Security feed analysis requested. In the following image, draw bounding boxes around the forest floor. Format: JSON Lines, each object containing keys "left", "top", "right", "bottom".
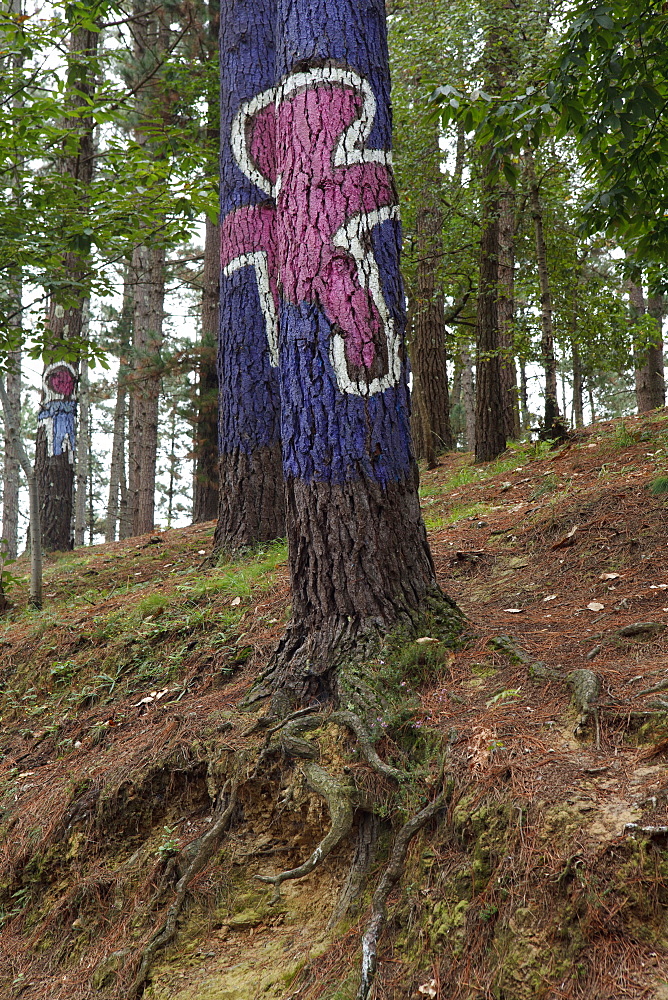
{"left": 2, "top": 410, "right": 668, "bottom": 1000}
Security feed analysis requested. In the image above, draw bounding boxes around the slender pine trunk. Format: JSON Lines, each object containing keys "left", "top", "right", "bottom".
{"left": 460, "top": 349, "right": 476, "bottom": 452}
{"left": 498, "top": 187, "right": 519, "bottom": 438}
{"left": 525, "top": 150, "right": 559, "bottom": 432}
{"left": 475, "top": 155, "right": 506, "bottom": 463}
{"left": 74, "top": 351, "right": 90, "bottom": 547}
{"left": 193, "top": 218, "right": 220, "bottom": 522}
{"left": 106, "top": 270, "right": 132, "bottom": 542}
{"left": 410, "top": 203, "right": 454, "bottom": 462}
{"left": 571, "top": 340, "right": 584, "bottom": 429}
{"left": 519, "top": 359, "right": 530, "bottom": 431}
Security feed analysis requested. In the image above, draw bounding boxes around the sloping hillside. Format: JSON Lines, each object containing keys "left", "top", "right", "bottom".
{"left": 2, "top": 410, "right": 668, "bottom": 1000}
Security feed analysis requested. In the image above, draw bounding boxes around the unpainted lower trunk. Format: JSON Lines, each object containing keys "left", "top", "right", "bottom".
{"left": 193, "top": 217, "right": 220, "bottom": 523}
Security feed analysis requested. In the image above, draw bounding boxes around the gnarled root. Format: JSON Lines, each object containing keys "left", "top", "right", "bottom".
{"left": 130, "top": 781, "right": 238, "bottom": 998}
{"left": 330, "top": 710, "right": 407, "bottom": 782}
{"left": 255, "top": 761, "right": 355, "bottom": 903}
{"left": 356, "top": 785, "right": 451, "bottom": 1000}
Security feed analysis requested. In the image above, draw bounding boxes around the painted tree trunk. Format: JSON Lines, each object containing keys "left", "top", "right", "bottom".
{"left": 261, "top": 0, "right": 459, "bottom": 704}
{"left": 475, "top": 156, "right": 506, "bottom": 463}
{"left": 498, "top": 188, "right": 520, "bottom": 439}
{"left": 35, "top": 22, "right": 98, "bottom": 551}
{"left": 526, "top": 152, "right": 559, "bottom": 433}
{"left": 215, "top": 0, "right": 285, "bottom": 553}
{"left": 410, "top": 204, "right": 454, "bottom": 462}
{"left": 193, "top": 217, "right": 220, "bottom": 524}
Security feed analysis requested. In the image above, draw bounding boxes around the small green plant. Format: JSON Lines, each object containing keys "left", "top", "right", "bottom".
{"left": 650, "top": 475, "right": 668, "bottom": 496}
{"left": 480, "top": 903, "right": 499, "bottom": 922}
{"left": 50, "top": 659, "right": 80, "bottom": 685}
{"left": 486, "top": 688, "right": 521, "bottom": 708}
{"left": 156, "top": 826, "right": 180, "bottom": 859}
{"left": 613, "top": 422, "right": 635, "bottom": 448}
{"left": 0, "top": 539, "right": 20, "bottom": 603}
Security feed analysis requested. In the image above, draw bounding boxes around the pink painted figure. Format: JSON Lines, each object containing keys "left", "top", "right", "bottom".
{"left": 221, "top": 67, "right": 401, "bottom": 395}
{"left": 47, "top": 366, "right": 76, "bottom": 398}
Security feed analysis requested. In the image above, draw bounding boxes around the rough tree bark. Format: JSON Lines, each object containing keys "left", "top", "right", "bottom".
{"left": 128, "top": 242, "right": 165, "bottom": 535}
{"left": 193, "top": 218, "right": 220, "bottom": 524}
{"left": 631, "top": 282, "right": 665, "bottom": 413}
{"left": 0, "top": 378, "right": 41, "bottom": 607}
{"left": 460, "top": 348, "right": 476, "bottom": 452}
{"left": 498, "top": 187, "right": 519, "bottom": 438}
{"left": 525, "top": 149, "right": 559, "bottom": 433}
{"left": 74, "top": 349, "right": 90, "bottom": 547}
{"left": 192, "top": 0, "right": 220, "bottom": 524}
{"left": 126, "top": 2, "right": 169, "bottom": 537}
{"left": 34, "top": 20, "right": 98, "bottom": 551}
{"left": 106, "top": 269, "right": 132, "bottom": 542}
{"left": 410, "top": 203, "right": 454, "bottom": 463}
{"left": 214, "top": 0, "right": 285, "bottom": 553}
{"left": 254, "top": 0, "right": 462, "bottom": 706}
{"left": 475, "top": 154, "right": 506, "bottom": 463}
{"left": 2, "top": 0, "right": 23, "bottom": 559}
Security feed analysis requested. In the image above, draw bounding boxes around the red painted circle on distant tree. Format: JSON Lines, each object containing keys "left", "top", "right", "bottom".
{"left": 47, "top": 366, "right": 76, "bottom": 397}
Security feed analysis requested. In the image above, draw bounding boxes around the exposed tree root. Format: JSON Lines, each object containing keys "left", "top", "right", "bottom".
{"left": 328, "top": 811, "right": 382, "bottom": 928}
{"left": 129, "top": 781, "right": 239, "bottom": 998}
{"left": 255, "top": 761, "right": 355, "bottom": 903}
{"left": 356, "top": 785, "right": 452, "bottom": 1000}
{"left": 330, "top": 710, "right": 408, "bottom": 782}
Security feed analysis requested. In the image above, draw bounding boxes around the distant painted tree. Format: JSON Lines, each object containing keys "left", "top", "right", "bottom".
{"left": 214, "top": 0, "right": 285, "bottom": 552}
{"left": 244, "top": 0, "right": 463, "bottom": 707}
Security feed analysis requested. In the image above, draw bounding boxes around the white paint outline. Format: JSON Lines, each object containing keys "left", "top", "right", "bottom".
{"left": 223, "top": 251, "right": 279, "bottom": 368}
{"left": 40, "top": 361, "right": 77, "bottom": 462}
{"left": 331, "top": 205, "right": 402, "bottom": 396}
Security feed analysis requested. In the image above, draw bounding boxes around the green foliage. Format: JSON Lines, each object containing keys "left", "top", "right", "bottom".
{"left": 650, "top": 475, "right": 668, "bottom": 496}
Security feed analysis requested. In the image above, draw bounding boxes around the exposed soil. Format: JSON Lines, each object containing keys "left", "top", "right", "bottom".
{"left": 1, "top": 410, "right": 668, "bottom": 1000}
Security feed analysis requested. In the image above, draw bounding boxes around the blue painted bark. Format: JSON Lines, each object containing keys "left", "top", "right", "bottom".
{"left": 215, "top": 0, "right": 284, "bottom": 550}
{"left": 262, "top": 0, "right": 458, "bottom": 703}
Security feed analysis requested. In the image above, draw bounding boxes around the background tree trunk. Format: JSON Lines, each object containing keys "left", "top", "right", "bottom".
{"left": 460, "top": 349, "right": 476, "bottom": 452}
{"left": 526, "top": 150, "right": 559, "bottom": 432}
{"left": 2, "top": 0, "right": 23, "bottom": 559}
{"left": 498, "top": 188, "right": 519, "bottom": 438}
{"left": 215, "top": 0, "right": 284, "bottom": 553}
{"left": 475, "top": 156, "right": 506, "bottom": 463}
{"left": 74, "top": 350, "right": 90, "bottom": 547}
{"left": 571, "top": 339, "right": 584, "bottom": 429}
{"left": 128, "top": 244, "right": 165, "bottom": 535}
{"left": 632, "top": 283, "right": 666, "bottom": 412}
{"left": 2, "top": 351, "right": 21, "bottom": 559}
{"left": 106, "top": 269, "right": 132, "bottom": 542}
{"left": 192, "top": 0, "right": 221, "bottom": 524}
{"left": 410, "top": 203, "right": 454, "bottom": 462}
{"left": 193, "top": 217, "right": 220, "bottom": 523}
